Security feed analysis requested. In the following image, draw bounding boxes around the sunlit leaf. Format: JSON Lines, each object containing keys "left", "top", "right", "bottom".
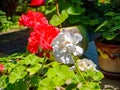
{"left": 9, "top": 65, "right": 27, "bottom": 83}
{"left": 95, "top": 20, "right": 108, "bottom": 32}
{"left": 60, "top": 10, "right": 68, "bottom": 23}
{"left": 26, "top": 63, "right": 42, "bottom": 75}
{"left": 0, "top": 75, "right": 8, "bottom": 88}
{"left": 19, "top": 54, "right": 44, "bottom": 65}
{"left": 45, "top": 6, "right": 56, "bottom": 15}
{"left": 67, "top": 6, "right": 85, "bottom": 15}
{"left": 50, "top": 14, "right": 60, "bottom": 26}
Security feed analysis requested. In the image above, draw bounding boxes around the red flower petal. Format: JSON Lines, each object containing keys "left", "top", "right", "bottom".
{"left": 28, "top": 32, "right": 40, "bottom": 53}
{"left": 27, "top": 24, "right": 60, "bottom": 53}
{"left": 19, "top": 10, "right": 48, "bottom": 28}
{"left": 34, "top": 24, "right": 60, "bottom": 50}
{"left": 30, "top": 0, "right": 45, "bottom": 7}
{"left": 0, "top": 64, "right": 4, "bottom": 72}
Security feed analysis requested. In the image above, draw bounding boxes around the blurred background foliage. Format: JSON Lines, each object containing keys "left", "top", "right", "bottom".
{"left": 0, "top": 0, "right": 120, "bottom": 32}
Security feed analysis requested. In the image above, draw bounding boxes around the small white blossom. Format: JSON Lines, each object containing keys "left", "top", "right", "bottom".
{"left": 77, "top": 58, "right": 97, "bottom": 71}
{"left": 70, "top": 58, "right": 97, "bottom": 71}
{"left": 51, "top": 29, "right": 83, "bottom": 64}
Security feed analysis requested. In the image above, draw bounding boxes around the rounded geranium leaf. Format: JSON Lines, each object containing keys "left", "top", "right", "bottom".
{"left": 67, "top": 6, "right": 85, "bottom": 15}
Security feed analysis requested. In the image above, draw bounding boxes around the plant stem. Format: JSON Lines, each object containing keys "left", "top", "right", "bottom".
{"left": 55, "top": 0, "right": 62, "bottom": 28}
{"left": 38, "top": 56, "right": 47, "bottom": 75}
{"left": 74, "top": 56, "right": 88, "bottom": 86}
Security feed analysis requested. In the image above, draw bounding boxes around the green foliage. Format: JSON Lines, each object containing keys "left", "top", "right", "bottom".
{"left": 0, "top": 53, "right": 43, "bottom": 89}
{"left": 50, "top": 10, "right": 69, "bottom": 26}
{"left": 95, "top": 11, "right": 120, "bottom": 41}
{"left": 0, "top": 10, "right": 20, "bottom": 32}
{"left": 38, "top": 0, "right": 97, "bottom": 27}
{"left": 0, "top": 53, "right": 104, "bottom": 90}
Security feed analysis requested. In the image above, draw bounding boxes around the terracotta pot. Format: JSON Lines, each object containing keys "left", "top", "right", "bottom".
{"left": 95, "top": 40, "right": 120, "bottom": 73}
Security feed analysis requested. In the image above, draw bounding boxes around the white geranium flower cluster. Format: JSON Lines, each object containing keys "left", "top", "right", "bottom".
{"left": 70, "top": 58, "right": 97, "bottom": 71}
{"left": 77, "top": 58, "right": 97, "bottom": 71}
{"left": 51, "top": 29, "right": 83, "bottom": 64}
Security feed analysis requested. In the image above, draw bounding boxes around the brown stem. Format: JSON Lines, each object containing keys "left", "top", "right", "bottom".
{"left": 55, "top": 0, "right": 62, "bottom": 28}
{"left": 55, "top": 0, "right": 60, "bottom": 16}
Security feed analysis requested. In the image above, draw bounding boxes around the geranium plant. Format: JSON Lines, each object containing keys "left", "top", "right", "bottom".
{"left": 0, "top": 0, "right": 104, "bottom": 90}
{"left": 28, "top": 0, "right": 99, "bottom": 28}
{"left": 95, "top": 11, "right": 120, "bottom": 43}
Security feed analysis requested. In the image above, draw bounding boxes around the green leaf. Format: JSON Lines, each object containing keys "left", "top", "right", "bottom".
{"left": 7, "top": 79, "right": 27, "bottom": 90}
{"left": 7, "top": 63, "right": 17, "bottom": 73}
{"left": 38, "top": 86, "right": 54, "bottom": 90}
{"left": 9, "top": 65, "right": 27, "bottom": 83}
{"left": 68, "top": 15, "right": 81, "bottom": 24}
{"left": 45, "top": 68, "right": 56, "bottom": 78}
{"left": 26, "top": 63, "right": 42, "bottom": 75}
{"left": 81, "top": 82, "right": 100, "bottom": 90}
{"left": 60, "top": 10, "right": 69, "bottom": 23}
{"left": 39, "top": 62, "right": 75, "bottom": 88}
{"left": 20, "top": 54, "right": 44, "bottom": 65}
{"left": 0, "top": 75, "right": 8, "bottom": 88}
{"left": 30, "top": 75, "right": 40, "bottom": 86}
{"left": 52, "top": 76, "right": 65, "bottom": 86}
{"left": 49, "top": 14, "right": 60, "bottom": 26}
{"left": 94, "top": 71, "right": 104, "bottom": 81}
{"left": 45, "top": 6, "right": 56, "bottom": 15}
{"left": 46, "top": 62, "right": 74, "bottom": 85}
{"left": 0, "top": 53, "right": 24, "bottom": 62}
{"left": 110, "top": 25, "right": 120, "bottom": 32}
{"left": 39, "top": 78, "right": 56, "bottom": 89}
{"left": 46, "top": 0, "right": 54, "bottom": 4}
{"left": 95, "top": 20, "right": 108, "bottom": 32}
{"left": 103, "top": 32, "right": 117, "bottom": 40}
{"left": 67, "top": 6, "right": 85, "bottom": 15}
{"left": 113, "top": 15, "right": 120, "bottom": 20}
{"left": 58, "top": 65, "right": 74, "bottom": 79}
{"left": 85, "top": 70, "right": 104, "bottom": 81}
{"left": 50, "top": 10, "right": 68, "bottom": 26}
{"left": 89, "top": 19, "right": 99, "bottom": 26}
{"left": 105, "top": 11, "right": 115, "bottom": 17}
{"left": 72, "top": 74, "right": 82, "bottom": 84}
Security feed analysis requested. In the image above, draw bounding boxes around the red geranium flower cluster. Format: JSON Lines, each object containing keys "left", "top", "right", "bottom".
{"left": 28, "top": 25, "right": 60, "bottom": 54}
{"left": 19, "top": 10, "right": 60, "bottom": 55}
{"left": 19, "top": 10, "right": 48, "bottom": 28}
{"left": 0, "top": 64, "right": 4, "bottom": 72}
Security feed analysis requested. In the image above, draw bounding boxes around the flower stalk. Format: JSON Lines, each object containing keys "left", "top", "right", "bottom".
{"left": 38, "top": 56, "right": 47, "bottom": 75}
{"left": 55, "top": 0, "right": 62, "bottom": 28}
{"left": 74, "top": 56, "right": 88, "bottom": 86}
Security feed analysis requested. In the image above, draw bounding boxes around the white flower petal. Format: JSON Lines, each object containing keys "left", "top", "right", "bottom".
{"left": 51, "top": 29, "right": 83, "bottom": 64}
{"left": 77, "top": 58, "right": 97, "bottom": 71}
{"left": 73, "top": 33, "right": 83, "bottom": 44}
{"left": 73, "top": 46, "right": 84, "bottom": 56}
